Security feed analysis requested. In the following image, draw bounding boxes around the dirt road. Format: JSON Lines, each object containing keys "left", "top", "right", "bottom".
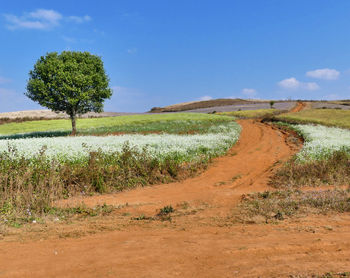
{"left": 0, "top": 119, "right": 349, "bottom": 277}
{"left": 290, "top": 101, "right": 307, "bottom": 112}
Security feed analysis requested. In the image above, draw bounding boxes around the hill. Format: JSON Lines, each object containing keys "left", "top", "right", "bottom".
{"left": 149, "top": 98, "right": 267, "bottom": 112}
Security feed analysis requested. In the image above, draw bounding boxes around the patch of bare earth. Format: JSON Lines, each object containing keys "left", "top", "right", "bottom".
{"left": 0, "top": 111, "right": 349, "bottom": 276}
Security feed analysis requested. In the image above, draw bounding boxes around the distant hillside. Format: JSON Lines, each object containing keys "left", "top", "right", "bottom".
{"left": 0, "top": 110, "right": 130, "bottom": 120}
{"left": 149, "top": 98, "right": 267, "bottom": 113}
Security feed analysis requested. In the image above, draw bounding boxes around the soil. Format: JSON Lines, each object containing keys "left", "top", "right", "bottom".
{"left": 290, "top": 101, "right": 307, "bottom": 112}
{"left": 0, "top": 103, "right": 349, "bottom": 277}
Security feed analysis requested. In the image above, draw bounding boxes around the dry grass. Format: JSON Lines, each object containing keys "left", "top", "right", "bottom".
{"left": 0, "top": 144, "right": 209, "bottom": 226}
{"left": 270, "top": 150, "right": 350, "bottom": 188}
{"left": 275, "top": 109, "right": 350, "bottom": 129}
{"left": 290, "top": 272, "right": 350, "bottom": 278}
{"left": 235, "top": 188, "right": 350, "bottom": 223}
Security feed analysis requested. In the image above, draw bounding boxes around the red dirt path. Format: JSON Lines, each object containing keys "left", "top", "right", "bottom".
{"left": 0, "top": 117, "right": 349, "bottom": 277}
{"left": 290, "top": 101, "right": 307, "bottom": 112}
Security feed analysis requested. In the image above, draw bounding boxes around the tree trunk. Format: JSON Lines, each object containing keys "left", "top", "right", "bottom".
{"left": 70, "top": 114, "right": 77, "bottom": 135}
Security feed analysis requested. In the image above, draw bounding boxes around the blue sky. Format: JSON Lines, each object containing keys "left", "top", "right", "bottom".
{"left": 1, "top": 0, "right": 350, "bottom": 112}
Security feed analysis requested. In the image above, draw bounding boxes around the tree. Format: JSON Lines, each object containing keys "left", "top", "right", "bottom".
{"left": 26, "top": 51, "right": 112, "bottom": 134}
{"left": 269, "top": 100, "right": 275, "bottom": 109}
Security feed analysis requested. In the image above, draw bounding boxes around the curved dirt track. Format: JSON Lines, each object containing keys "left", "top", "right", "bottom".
{"left": 59, "top": 119, "right": 297, "bottom": 212}
{"left": 0, "top": 119, "right": 350, "bottom": 277}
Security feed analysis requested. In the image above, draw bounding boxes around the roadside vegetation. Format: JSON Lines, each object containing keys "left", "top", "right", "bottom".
{"left": 236, "top": 188, "right": 350, "bottom": 223}
{"left": 236, "top": 118, "right": 350, "bottom": 223}
{"left": 0, "top": 113, "right": 240, "bottom": 227}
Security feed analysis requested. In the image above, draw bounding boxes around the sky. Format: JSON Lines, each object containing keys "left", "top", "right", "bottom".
{"left": 1, "top": 0, "right": 350, "bottom": 112}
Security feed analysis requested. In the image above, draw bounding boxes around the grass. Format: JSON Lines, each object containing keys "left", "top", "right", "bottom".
{"left": 318, "top": 272, "right": 350, "bottom": 278}
{"left": 275, "top": 109, "right": 350, "bottom": 129}
{"left": 235, "top": 188, "right": 350, "bottom": 223}
{"left": 0, "top": 113, "right": 234, "bottom": 136}
{"left": 218, "top": 108, "right": 282, "bottom": 118}
{"left": 0, "top": 113, "right": 240, "bottom": 226}
{"left": 0, "top": 144, "right": 209, "bottom": 226}
{"left": 270, "top": 150, "right": 350, "bottom": 188}
{"left": 236, "top": 122, "right": 350, "bottom": 223}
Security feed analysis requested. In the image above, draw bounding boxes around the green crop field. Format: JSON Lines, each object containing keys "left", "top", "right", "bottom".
{"left": 218, "top": 109, "right": 280, "bottom": 118}
{"left": 275, "top": 109, "right": 350, "bottom": 129}
{"left": 0, "top": 113, "right": 234, "bottom": 138}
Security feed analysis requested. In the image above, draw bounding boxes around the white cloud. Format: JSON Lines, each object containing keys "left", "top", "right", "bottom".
{"left": 278, "top": 77, "right": 300, "bottom": 89}
{"left": 306, "top": 68, "right": 340, "bottom": 80}
{"left": 241, "top": 88, "right": 257, "bottom": 98}
{"left": 278, "top": 77, "right": 319, "bottom": 91}
{"left": 0, "top": 76, "right": 11, "bottom": 84}
{"left": 4, "top": 9, "right": 91, "bottom": 30}
{"left": 67, "top": 15, "right": 91, "bottom": 23}
{"left": 30, "top": 9, "right": 62, "bottom": 24}
{"left": 198, "top": 96, "right": 213, "bottom": 101}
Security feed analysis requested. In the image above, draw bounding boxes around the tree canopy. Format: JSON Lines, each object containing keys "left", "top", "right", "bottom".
{"left": 26, "top": 51, "right": 112, "bottom": 134}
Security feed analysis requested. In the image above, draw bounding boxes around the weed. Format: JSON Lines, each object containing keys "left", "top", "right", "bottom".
{"left": 132, "top": 214, "right": 153, "bottom": 221}
{"left": 158, "top": 205, "right": 174, "bottom": 215}
{"left": 156, "top": 205, "right": 175, "bottom": 221}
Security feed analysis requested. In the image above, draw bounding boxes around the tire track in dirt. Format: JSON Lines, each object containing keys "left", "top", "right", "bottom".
{"left": 57, "top": 119, "right": 296, "bottom": 213}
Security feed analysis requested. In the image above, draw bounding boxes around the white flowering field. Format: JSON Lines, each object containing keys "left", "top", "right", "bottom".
{"left": 293, "top": 124, "right": 350, "bottom": 161}
{"left": 0, "top": 121, "right": 241, "bottom": 162}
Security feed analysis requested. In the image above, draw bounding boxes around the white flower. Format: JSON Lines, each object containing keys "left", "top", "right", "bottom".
{"left": 293, "top": 124, "right": 350, "bottom": 161}
{"left": 0, "top": 122, "right": 241, "bottom": 162}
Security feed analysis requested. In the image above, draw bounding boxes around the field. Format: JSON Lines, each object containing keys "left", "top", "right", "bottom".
{"left": 0, "top": 113, "right": 233, "bottom": 136}
{"left": 0, "top": 113, "right": 240, "bottom": 225}
{"left": 292, "top": 124, "right": 350, "bottom": 161}
{"left": 149, "top": 98, "right": 258, "bottom": 112}
{"left": 276, "top": 108, "right": 350, "bottom": 128}
{"left": 2, "top": 103, "right": 350, "bottom": 277}
{"left": 218, "top": 108, "right": 281, "bottom": 118}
